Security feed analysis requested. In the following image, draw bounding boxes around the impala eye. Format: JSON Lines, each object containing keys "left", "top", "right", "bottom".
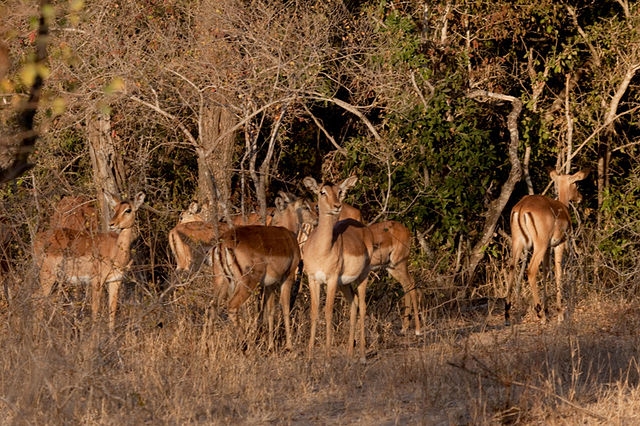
{"left": 125, "top": 208, "right": 132, "bottom": 214}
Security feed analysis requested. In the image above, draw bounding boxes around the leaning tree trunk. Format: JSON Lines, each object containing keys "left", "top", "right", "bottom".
{"left": 465, "top": 90, "right": 523, "bottom": 285}
{"left": 87, "top": 113, "right": 126, "bottom": 231}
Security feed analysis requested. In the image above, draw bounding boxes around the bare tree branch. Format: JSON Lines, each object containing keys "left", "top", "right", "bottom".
{"left": 302, "top": 103, "right": 345, "bottom": 154}
{"left": 307, "top": 93, "right": 382, "bottom": 142}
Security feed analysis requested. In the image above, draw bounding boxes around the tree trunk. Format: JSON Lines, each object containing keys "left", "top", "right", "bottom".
{"left": 199, "top": 103, "right": 236, "bottom": 224}
{"left": 87, "top": 113, "right": 126, "bottom": 231}
{"left": 466, "top": 90, "right": 523, "bottom": 286}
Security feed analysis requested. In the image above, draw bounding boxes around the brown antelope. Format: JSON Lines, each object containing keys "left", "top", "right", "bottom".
{"left": 168, "top": 199, "right": 302, "bottom": 278}
{"left": 210, "top": 192, "right": 317, "bottom": 350}
{"left": 309, "top": 199, "right": 362, "bottom": 223}
{"left": 270, "top": 191, "right": 317, "bottom": 246}
{"left": 34, "top": 192, "right": 146, "bottom": 331}
{"left": 212, "top": 225, "right": 301, "bottom": 351}
{"left": 302, "top": 176, "right": 374, "bottom": 362}
{"left": 168, "top": 202, "right": 228, "bottom": 278}
{"left": 369, "top": 221, "right": 422, "bottom": 335}
{"left": 230, "top": 208, "right": 275, "bottom": 226}
{"left": 318, "top": 200, "right": 421, "bottom": 336}
{"left": 50, "top": 195, "right": 99, "bottom": 233}
{"left": 505, "top": 168, "right": 590, "bottom": 325}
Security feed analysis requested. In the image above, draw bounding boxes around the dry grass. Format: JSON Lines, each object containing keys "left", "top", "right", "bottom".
{"left": 2, "top": 266, "right": 640, "bottom": 426}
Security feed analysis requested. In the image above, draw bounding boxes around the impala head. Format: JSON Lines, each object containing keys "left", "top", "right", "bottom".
{"left": 550, "top": 168, "right": 590, "bottom": 205}
{"left": 273, "top": 192, "right": 317, "bottom": 228}
{"left": 179, "top": 201, "right": 204, "bottom": 224}
{"left": 303, "top": 176, "right": 358, "bottom": 217}
{"left": 107, "top": 192, "right": 146, "bottom": 231}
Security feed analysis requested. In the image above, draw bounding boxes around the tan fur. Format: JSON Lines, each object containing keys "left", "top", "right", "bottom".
{"left": 270, "top": 191, "right": 317, "bottom": 246}
{"left": 302, "top": 176, "right": 374, "bottom": 363}
{"left": 50, "top": 195, "right": 98, "bottom": 233}
{"left": 213, "top": 225, "right": 301, "bottom": 351}
{"left": 309, "top": 200, "right": 362, "bottom": 223}
{"left": 505, "top": 168, "right": 590, "bottom": 325}
{"left": 369, "top": 220, "right": 421, "bottom": 335}
{"left": 315, "top": 198, "right": 421, "bottom": 335}
{"left": 34, "top": 192, "right": 146, "bottom": 331}
{"left": 169, "top": 197, "right": 313, "bottom": 278}
{"left": 230, "top": 208, "right": 275, "bottom": 226}
{"left": 168, "top": 202, "right": 228, "bottom": 277}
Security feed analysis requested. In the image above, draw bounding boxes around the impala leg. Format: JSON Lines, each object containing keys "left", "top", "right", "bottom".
{"left": 541, "top": 247, "right": 551, "bottom": 313}
{"left": 554, "top": 242, "right": 567, "bottom": 322}
{"left": 356, "top": 279, "right": 368, "bottom": 363}
{"left": 324, "top": 280, "right": 338, "bottom": 356}
{"left": 307, "top": 277, "right": 320, "bottom": 357}
{"left": 91, "top": 278, "right": 102, "bottom": 326}
{"left": 527, "top": 247, "right": 546, "bottom": 322}
{"left": 38, "top": 258, "right": 57, "bottom": 300}
{"left": 37, "top": 258, "right": 57, "bottom": 324}
{"left": 107, "top": 280, "right": 121, "bottom": 332}
{"left": 340, "top": 284, "right": 356, "bottom": 358}
{"left": 227, "top": 280, "right": 252, "bottom": 345}
{"left": 389, "top": 266, "right": 421, "bottom": 335}
{"left": 279, "top": 277, "right": 294, "bottom": 351}
{"left": 263, "top": 285, "right": 276, "bottom": 351}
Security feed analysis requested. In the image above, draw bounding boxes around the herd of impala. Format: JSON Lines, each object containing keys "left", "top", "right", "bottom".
{"left": 30, "top": 169, "right": 590, "bottom": 362}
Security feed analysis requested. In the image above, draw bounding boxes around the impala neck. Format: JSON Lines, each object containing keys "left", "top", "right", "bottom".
{"left": 113, "top": 226, "right": 136, "bottom": 267}
{"left": 555, "top": 181, "right": 576, "bottom": 207}
{"left": 314, "top": 206, "right": 341, "bottom": 254}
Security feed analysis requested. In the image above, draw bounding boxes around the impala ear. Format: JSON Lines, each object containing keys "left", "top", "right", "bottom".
{"left": 275, "top": 196, "right": 286, "bottom": 211}
{"left": 133, "top": 192, "right": 146, "bottom": 209}
{"left": 571, "top": 168, "right": 591, "bottom": 182}
{"left": 339, "top": 175, "right": 358, "bottom": 193}
{"left": 105, "top": 191, "right": 121, "bottom": 208}
{"left": 188, "top": 201, "right": 200, "bottom": 214}
{"left": 303, "top": 177, "right": 319, "bottom": 194}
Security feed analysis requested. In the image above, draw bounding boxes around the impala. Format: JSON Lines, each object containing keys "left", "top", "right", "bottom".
{"left": 505, "top": 168, "right": 590, "bottom": 325}
{"left": 34, "top": 192, "right": 146, "bottom": 331}
{"left": 230, "top": 208, "right": 275, "bottom": 226}
{"left": 309, "top": 199, "right": 362, "bottom": 223}
{"left": 50, "top": 195, "right": 98, "bottom": 233}
{"left": 319, "top": 202, "right": 421, "bottom": 336}
{"left": 270, "top": 191, "right": 317, "bottom": 246}
{"left": 302, "top": 176, "right": 373, "bottom": 362}
{"left": 212, "top": 224, "right": 301, "bottom": 351}
{"left": 369, "top": 221, "right": 422, "bottom": 335}
{"left": 169, "top": 197, "right": 306, "bottom": 278}
{"left": 210, "top": 192, "right": 317, "bottom": 350}
{"left": 168, "top": 202, "right": 227, "bottom": 278}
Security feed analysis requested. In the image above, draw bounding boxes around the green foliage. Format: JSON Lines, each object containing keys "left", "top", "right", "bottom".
{"left": 344, "top": 83, "right": 498, "bottom": 251}
{"left": 599, "top": 178, "right": 640, "bottom": 272}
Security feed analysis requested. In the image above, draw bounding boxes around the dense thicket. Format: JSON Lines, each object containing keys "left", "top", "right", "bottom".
{"left": 1, "top": 0, "right": 639, "bottom": 296}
